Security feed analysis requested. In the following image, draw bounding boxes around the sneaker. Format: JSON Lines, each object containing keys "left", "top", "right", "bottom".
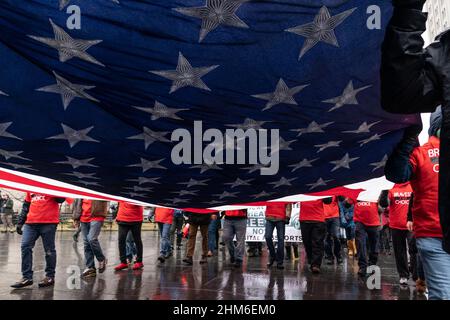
{"left": 267, "top": 257, "right": 275, "bottom": 268}
{"left": 183, "top": 257, "right": 193, "bottom": 266}
{"left": 0, "top": 229, "right": 6, "bottom": 233}
{"left": 157, "top": 255, "right": 165, "bottom": 263}
{"left": 276, "top": 263, "right": 284, "bottom": 270}
{"left": 9, "top": 228, "right": 15, "bottom": 233}
{"left": 199, "top": 255, "right": 207, "bottom": 264}
{"left": 11, "top": 278, "right": 33, "bottom": 289}
{"left": 38, "top": 277, "right": 55, "bottom": 288}
{"left": 114, "top": 262, "right": 129, "bottom": 271}
{"left": 337, "top": 257, "right": 343, "bottom": 265}
{"left": 310, "top": 266, "right": 321, "bottom": 274}
{"left": 399, "top": 277, "right": 408, "bottom": 285}
{"left": 326, "top": 258, "right": 334, "bottom": 265}
{"left": 98, "top": 259, "right": 107, "bottom": 273}
{"left": 132, "top": 262, "right": 144, "bottom": 270}
{"left": 81, "top": 268, "right": 97, "bottom": 278}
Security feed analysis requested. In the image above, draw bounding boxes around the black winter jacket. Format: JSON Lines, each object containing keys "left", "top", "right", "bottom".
{"left": 381, "top": 6, "right": 450, "bottom": 253}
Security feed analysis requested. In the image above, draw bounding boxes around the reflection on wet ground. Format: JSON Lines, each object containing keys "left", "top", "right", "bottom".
{"left": 0, "top": 231, "right": 426, "bottom": 300}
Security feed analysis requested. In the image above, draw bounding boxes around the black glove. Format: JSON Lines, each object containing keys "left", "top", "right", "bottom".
{"left": 285, "top": 217, "right": 290, "bottom": 225}
{"left": 392, "top": 0, "right": 426, "bottom": 9}
{"left": 401, "top": 124, "right": 422, "bottom": 146}
{"left": 16, "top": 225, "right": 23, "bottom": 235}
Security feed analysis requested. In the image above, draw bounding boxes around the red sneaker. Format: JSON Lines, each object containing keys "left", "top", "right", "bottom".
{"left": 114, "top": 262, "right": 129, "bottom": 271}
{"left": 132, "top": 262, "right": 144, "bottom": 270}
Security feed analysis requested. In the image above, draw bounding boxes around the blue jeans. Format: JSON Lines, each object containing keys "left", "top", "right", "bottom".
{"left": 355, "top": 222, "right": 379, "bottom": 273}
{"left": 325, "top": 217, "right": 341, "bottom": 259}
{"left": 208, "top": 219, "right": 220, "bottom": 252}
{"left": 158, "top": 223, "right": 172, "bottom": 257}
{"left": 265, "top": 220, "right": 285, "bottom": 264}
{"left": 416, "top": 237, "right": 450, "bottom": 300}
{"left": 81, "top": 221, "right": 105, "bottom": 269}
{"left": 126, "top": 230, "right": 137, "bottom": 261}
{"left": 223, "top": 218, "right": 247, "bottom": 262}
{"left": 21, "top": 224, "right": 57, "bottom": 280}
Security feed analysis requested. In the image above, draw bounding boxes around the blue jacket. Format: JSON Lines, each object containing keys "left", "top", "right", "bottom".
{"left": 338, "top": 201, "right": 354, "bottom": 229}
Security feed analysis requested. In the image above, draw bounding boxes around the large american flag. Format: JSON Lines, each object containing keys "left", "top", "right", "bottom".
{"left": 0, "top": 0, "right": 419, "bottom": 208}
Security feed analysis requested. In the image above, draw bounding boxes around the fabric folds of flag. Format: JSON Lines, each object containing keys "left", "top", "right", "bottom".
{"left": 0, "top": 0, "right": 419, "bottom": 208}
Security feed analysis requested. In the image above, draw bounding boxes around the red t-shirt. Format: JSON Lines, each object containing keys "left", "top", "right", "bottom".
{"left": 388, "top": 183, "right": 412, "bottom": 230}
{"left": 225, "top": 210, "right": 247, "bottom": 218}
{"left": 354, "top": 201, "right": 380, "bottom": 227}
{"left": 300, "top": 199, "right": 325, "bottom": 222}
{"left": 265, "top": 203, "right": 287, "bottom": 220}
{"left": 80, "top": 200, "right": 106, "bottom": 223}
{"left": 409, "top": 136, "right": 441, "bottom": 238}
{"left": 323, "top": 197, "right": 340, "bottom": 219}
{"left": 154, "top": 207, "right": 174, "bottom": 224}
{"left": 25, "top": 193, "right": 61, "bottom": 224}
{"left": 116, "top": 202, "right": 144, "bottom": 223}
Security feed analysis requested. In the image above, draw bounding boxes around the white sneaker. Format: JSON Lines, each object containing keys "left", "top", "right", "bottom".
{"left": 399, "top": 277, "right": 408, "bottom": 285}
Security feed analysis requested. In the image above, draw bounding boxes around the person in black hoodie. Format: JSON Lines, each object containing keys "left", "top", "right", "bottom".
{"left": 381, "top": 0, "right": 450, "bottom": 254}
{"left": 183, "top": 211, "right": 211, "bottom": 265}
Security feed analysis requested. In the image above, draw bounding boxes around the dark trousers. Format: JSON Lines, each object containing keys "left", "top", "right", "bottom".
{"left": 265, "top": 220, "right": 285, "bottom": 264}
{"left": 118, "top": 222, "right": 143, "bottom": 263}
{"left": 325, "top": 217, "right": 342, "bottom": 259}
{"left": 409, "top": 237, "right": 425, "bottom": 281}
{"left": 355, "top": 222, "right": 379, "bottom": 273}
{"left": 345, "top": 225, "right": 355, "bottom": 240}
{"left": 300, "top": 221, "right": 326, "bottom": 268}
{"left": 21, "top": 224, "right": 57, "bottom": 280}
{"left": 391, "top": 228, "right": 413, "bottom": 278}
{"left": 379, "top": 225, "right": 391, "bottom": 253}
{"left": 170, "top": 215, "right": 184, "bottom": 247}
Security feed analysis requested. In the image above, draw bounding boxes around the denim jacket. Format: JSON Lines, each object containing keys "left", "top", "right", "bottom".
{"left": 338, "top": 201, "right": 354, "bottom": 229}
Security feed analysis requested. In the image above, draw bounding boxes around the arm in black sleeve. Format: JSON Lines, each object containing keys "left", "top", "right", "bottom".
{"left": 17, "top": 201, "right": 30, "bottom": 226}
{"left": 384, "top": 126, "right": 420, "bottom": 183}
{"left": 378, "top": 190, "right": 390, "bottom": 208}
{"left": 381, "top": 6, "right": 443, "bottom": 114}
{"left": 407, "top": 193, "right": 414, "bottom": 222}
{"left": 54, "top": 197, "right": 66, "bottom": 204}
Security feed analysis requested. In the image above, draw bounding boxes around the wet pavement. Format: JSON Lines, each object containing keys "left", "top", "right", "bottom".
{"left": 0, "top": 231, "right": 426, "bottom": 300}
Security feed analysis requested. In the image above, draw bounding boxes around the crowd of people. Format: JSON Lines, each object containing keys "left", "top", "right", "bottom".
{"left": 0, "top": 106, "right": 446, "bottom": 299}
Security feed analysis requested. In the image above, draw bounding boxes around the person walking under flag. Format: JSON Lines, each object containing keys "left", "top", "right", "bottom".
{"left": 11, "top": 193, "right": 66, "bottom": 288}
{"left": 222, "top": 209, "right": 248, "bottom": 268}
{"left": 300, "top": 199, "right": 326, "bottom": 274}
{"left": 114, "top": 202, "right": 144, "bottom": 271}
